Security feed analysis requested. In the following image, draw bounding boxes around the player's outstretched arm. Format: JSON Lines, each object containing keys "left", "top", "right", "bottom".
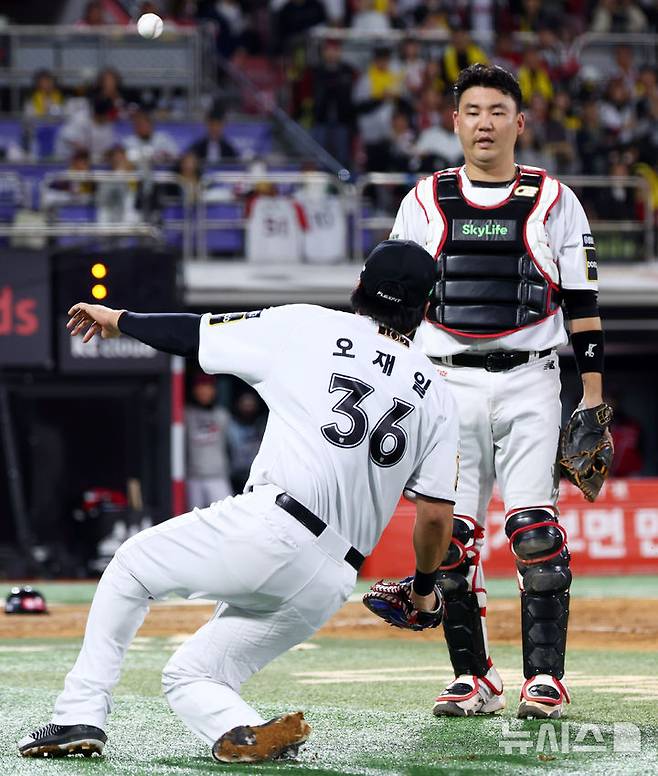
{"left": 67, "top": 303, "right": 201, "bottom": 358}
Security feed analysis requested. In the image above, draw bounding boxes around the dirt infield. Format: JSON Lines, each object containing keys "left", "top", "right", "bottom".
{"left": 2, "top": 598, "right": 657, "bottom": 650}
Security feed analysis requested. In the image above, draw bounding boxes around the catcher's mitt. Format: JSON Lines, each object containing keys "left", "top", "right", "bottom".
{"left": 559, "top": 403, "right": 614, "bottom": 502}
{"left": 362, "top": 576, "right": 443, "bottom": 631}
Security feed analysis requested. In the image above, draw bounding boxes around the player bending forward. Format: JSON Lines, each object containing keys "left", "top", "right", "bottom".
{"left": 18, "top": 240, "right": 459, "bottom": 764}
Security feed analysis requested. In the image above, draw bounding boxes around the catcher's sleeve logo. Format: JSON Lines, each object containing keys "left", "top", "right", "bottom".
{"left": 583, "top": 234, "right": 598, "bottom": 281}
{"left": 209, "top": 310, "right": 262, "bottom": 326}
{"left": 585, "top": 343, "right": 597, "bottom": 357}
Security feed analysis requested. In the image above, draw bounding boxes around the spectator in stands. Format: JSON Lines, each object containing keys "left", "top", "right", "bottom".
{"left": 187, "top": 105, "right": 239, "bottom": 164}
{"left": 441, "top": 30, "right": 488, "bottom": 87}
{"left": 125, "top": 109, "right": 179, "bottom": 166}
{"left": 96, "top": 145, "right": 140, "bottom": 225}
{"left": 516, "top": 124, "right": 556, "bottom": 171}
{"left": 275, "top": 0, "right": 327, "bottom": 51}
{"left": 186, "top": 373, "right": 233, "bottom": 507}
{"left": 43, "top": 149, "right": 95, "bottom": 207}
{"left": 227, "top": 391, "right": 266, "bottom": 494}
{"left": 514, "top": 0, "right": 559, "bottom": 31}
{"left": 413, "top": 100, "right": 463, "bottom": 171}
{"left": 612, "top": 45, "right": 638, "bottom": 95}
{"left": 78, "top": 0, "right": 107, "bottom": 26}
{"left": 594, "top": 156, "right": 638, "bottom": 220}
{"left": 518, "top": 47, "right": 553, "bottom": 104}
{"left": 600, "top": 76, "right": 637, "bottom": 147}
{"left": 387, "top": 109, "right": 416, "bottom": 172}
{"left": 305, "top": 38, "right": 356, "bottom": 168}
{"left": 590, "top": 0, "right": 648, "bottom": 32}
{"left": 398, "top": 37, "right": 426, "bottom": 98}
{"left": 576, "top": 100, "right": 610, "bottom": 174}
{"left": 198, "top": 0, "right": 249, "bottom": 58}
{"left": 353, "top": 45, "right": 402, "bottom": 171}
{"left": 55, "top": 97, "right": 117, "bottom": 163}
{"left": 92, "top": 68, "right": 128, "bottom": 121}
{"left": 173, "top": 151, "right": 202, "bottom": 204}
{"left": 636, "top": 69, "right": 658, "bottom": 165}
{"left": 350, "top": 0, "right": 391, "bottom": 33}
{"left": 24, "top": 70, "right": 64, "bottom": 118}
{"left": 490, "top": 32, "right": 523, "bottom": 72}
{"left": 415, "top": 85, "right": 442, "bottom": 132}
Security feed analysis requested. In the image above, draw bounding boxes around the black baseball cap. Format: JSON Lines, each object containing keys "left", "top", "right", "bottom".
{"left": 360, "top": 240, "right": 436, "bottom": 307}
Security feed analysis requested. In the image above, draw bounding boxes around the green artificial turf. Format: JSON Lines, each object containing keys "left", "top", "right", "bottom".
{"left": 1, "top": 632, "right": 656, "bottom": 776}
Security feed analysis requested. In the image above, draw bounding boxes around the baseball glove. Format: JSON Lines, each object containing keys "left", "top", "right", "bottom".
{"left": 362, "top": 576, "right": 443, "bottom": 631}
{"left": 559, "top": 403, "right": 614, "bottom": 502}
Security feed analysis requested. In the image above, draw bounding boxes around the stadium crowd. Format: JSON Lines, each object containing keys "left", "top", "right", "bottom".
{"left": 0, "top": 0, "right": 656, "bottom": 243}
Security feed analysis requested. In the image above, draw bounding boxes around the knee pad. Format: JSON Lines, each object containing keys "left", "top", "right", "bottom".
{"left": 522, "top": 550, "right": 572, "bottom": 595}
{"left": 440, "top": 515, "right": 484, "bottom": 571}
{"left": 505, "top": 508, "right": 567, "bottom": 565}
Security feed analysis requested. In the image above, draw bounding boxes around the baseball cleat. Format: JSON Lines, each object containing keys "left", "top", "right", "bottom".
{"left": 517, "top": 674, "right": 571, "bottom": 719}
{"left": 212, "top": 711, "right": 311, "bottom": 763}
{"left": 18, "top": 723, "right": 107, "bottom": 758}
{"left": 433, "top": 672, "right": 506, "bottom": 717}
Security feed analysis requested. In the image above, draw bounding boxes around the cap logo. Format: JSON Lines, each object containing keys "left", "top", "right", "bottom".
{"left": 376, "top": 289, "right": 403, "bottom": 303}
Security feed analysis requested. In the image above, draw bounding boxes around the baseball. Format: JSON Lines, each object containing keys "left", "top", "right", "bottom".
{"left": 137, "top": 12, "right": 164, "bottom": 39}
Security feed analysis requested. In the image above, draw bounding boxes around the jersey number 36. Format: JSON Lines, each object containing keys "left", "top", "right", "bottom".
{"left": 320, "top": 373, "right": 414, "bottom": 468}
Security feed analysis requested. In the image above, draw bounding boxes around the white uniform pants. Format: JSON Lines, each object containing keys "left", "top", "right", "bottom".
{"left": 52, "top": 484, "right": 356, "bottom": 746}
{"left": 440, "top": 352, "right": 562, "bottom": 523}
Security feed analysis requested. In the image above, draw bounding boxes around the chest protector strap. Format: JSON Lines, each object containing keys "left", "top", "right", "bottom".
{"left": 429, "top": 170, "right": 561, "bottom": 337}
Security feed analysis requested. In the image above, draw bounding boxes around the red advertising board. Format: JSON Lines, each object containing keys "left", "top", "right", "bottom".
{"left": 361, "top": 479, "right": 658, "bottom": 578}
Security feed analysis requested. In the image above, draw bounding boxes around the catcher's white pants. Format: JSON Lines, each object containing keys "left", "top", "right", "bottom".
{"left": 52, "top": 484, "right": 356, "bottom": 745}
{"left": 439, "top": 351, "right": 562, "bottom": 522}
{"left": 435, "top": 352, "right": 562, "bottom": 677}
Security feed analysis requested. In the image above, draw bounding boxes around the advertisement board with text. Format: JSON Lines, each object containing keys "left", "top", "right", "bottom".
{"left": 361, "top": 479, "right": 658, "bottom": 578}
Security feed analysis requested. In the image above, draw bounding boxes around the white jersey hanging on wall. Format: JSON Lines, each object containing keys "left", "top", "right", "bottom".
{"left": 245, "top": 195, "right": 307, "bottom": 263}
{"left": 297, "top": 196, "right": 347, "bottom": 263}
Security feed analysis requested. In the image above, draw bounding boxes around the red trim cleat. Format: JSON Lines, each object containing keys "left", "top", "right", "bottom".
{"left": 517, "top": 674, "right": 571, "bottom": 719}
{"left": 433, "top": 670, "right": 506, "bottom": 717}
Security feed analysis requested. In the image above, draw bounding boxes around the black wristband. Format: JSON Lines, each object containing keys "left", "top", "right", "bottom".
{"left": 571, "top": 330, "right": 604, "bottom": 374}
{"left": 412, "top": 569, "right": 437, "bottom": 597}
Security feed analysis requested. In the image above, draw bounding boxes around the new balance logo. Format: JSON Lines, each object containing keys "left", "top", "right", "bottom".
{"left": 585, "top": 344, "right": 597, "bottom": 357}
{"left": 543, "top": 360, "right": 556, "bottom": 370}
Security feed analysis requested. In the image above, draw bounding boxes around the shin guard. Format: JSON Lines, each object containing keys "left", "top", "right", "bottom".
{"left": 506, "top": 507, "right": 571, "bottom": 679}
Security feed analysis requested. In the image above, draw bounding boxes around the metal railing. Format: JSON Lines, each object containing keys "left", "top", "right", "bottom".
{"left": 197, "top": 170, "right": 357, "bottom": 260}
{"left": 0, "top": 24, "right": 216, "bottom": 114}
{"left": 38, "top": 170, "right": 194, "bottom": 259}
{"left": 0, "top": 167, "right": 653, "bottom": 263}
{"left": 355, "top": 172, "right": 655, "bottom": 261}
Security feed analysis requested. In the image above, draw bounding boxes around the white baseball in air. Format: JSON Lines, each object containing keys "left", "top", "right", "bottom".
{"left": 137, "top": 13, "right": 164, "bottom": 39}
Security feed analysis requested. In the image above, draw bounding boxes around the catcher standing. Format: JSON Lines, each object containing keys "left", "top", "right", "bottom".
{"left": 390, "top": 64, "right": 613, "bottom": 719}
{"left": 18, "top": 241, "right": 457, "bottom": 763}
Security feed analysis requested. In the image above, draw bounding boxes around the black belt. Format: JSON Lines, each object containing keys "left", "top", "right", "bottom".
{"left": 275, "top": 492, "right": 365, "bottom": 572}
{"left": 432, "top": 348, "right": 553, "bottom": 373}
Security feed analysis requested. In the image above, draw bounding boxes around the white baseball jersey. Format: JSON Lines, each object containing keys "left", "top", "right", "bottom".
{"left": 391, "top": 165, "right": 597, "bottom": 356}
{"left": 245, "top": 195, "right": 306, "bottom": 263}
{"left": 198, "top": 304, "right": 459, "bottom": 555}
{"left": 297, "top": 195, "right": 347, "bottom": 264}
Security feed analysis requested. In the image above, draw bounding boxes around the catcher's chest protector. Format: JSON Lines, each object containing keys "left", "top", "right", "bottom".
{"left": 428, "top": 167, "right": 561, "bottom": 337}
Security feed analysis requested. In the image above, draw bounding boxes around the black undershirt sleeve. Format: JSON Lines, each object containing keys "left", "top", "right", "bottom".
{"left": 118, "top": 312, "right": 201, "bottom": 358}
{"left": 562, "top": 289, "right": 599, "bottom": 320}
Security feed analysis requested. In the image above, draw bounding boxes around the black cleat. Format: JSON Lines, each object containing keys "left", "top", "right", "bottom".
{"left": 18, "top": 723, "right": 107, "bottom": 758}
{"left": 212, "top": 712, "right": 311, "bottom": 763}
